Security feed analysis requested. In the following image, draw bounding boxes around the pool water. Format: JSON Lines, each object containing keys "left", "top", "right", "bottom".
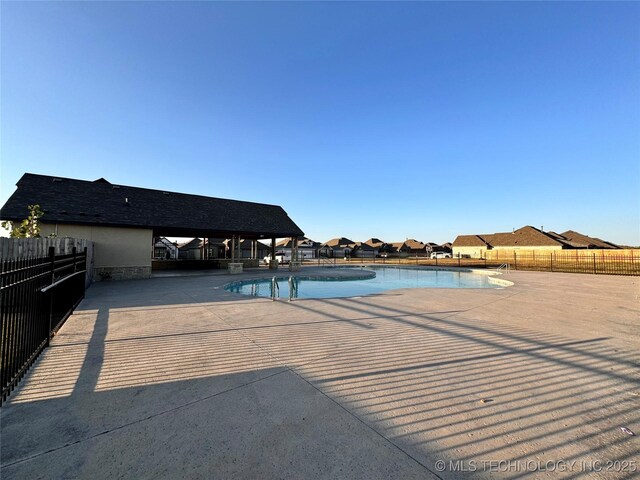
{"left": 225, "top": 266, "right": 503, "bottom": 299}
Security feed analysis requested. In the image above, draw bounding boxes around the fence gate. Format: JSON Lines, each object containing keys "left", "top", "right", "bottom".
{"left": 1, "top": 246, "right": 87, "bottom": 404}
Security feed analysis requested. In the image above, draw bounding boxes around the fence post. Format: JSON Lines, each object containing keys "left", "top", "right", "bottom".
{"left": 46, "top": 246, "right": 55, "bottom": 347}
{"left": 593, "top": 253, "right": 596, "bottom": 274}
{"left": 458, "top": 255, "right": 461, "bottom": 267}
{"left": 550, "top": 253, "right": 553, "bottom": 272}
{"left": 83, "top": 247, "right": 88, "bottom": 293}
{"left": 514, "top": 251, "right": 517, "bottom": 270}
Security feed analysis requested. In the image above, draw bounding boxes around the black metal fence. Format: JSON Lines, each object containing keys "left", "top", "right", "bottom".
{"left": 307, "top": 251, "right": 640, "bottom": 276}
{"left": 1, "top": 247, "right": 87, "bottom": 404}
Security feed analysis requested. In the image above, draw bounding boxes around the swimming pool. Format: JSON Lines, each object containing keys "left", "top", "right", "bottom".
{"left": 225, "top": 266, "right": 506, "bottom": 299}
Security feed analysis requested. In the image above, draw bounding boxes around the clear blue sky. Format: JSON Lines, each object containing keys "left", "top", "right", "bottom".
{"left": 2, "top": 2, "right": 639, "bottom": 245}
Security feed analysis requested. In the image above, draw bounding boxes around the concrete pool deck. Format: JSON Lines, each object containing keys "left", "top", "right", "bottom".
{"left": 1, "top": 267, "right": 638, "bottom": 479}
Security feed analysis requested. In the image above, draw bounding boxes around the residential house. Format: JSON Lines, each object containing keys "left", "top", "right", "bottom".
{"left": 153, "top": 237, "right": 179, "bottom": 260}
{"left": 388, "top": 242, "right": 412, "bottom": 256}
{"left": 223, "top": 238, "right": 271, "bottom": 259}
{"left": 451, "top": 235, "right": 490, "bottom": 259}
{"left": 274, "top": 237, "right": 320, "bottom": 260}
{"left": 178, "top": 238, "right": 204, "bottom": 260}
{"left": 319, "top": 237, "right": 355, "bottom": 258}
{"left": 452, "top": 226, "right": 568, "bottom": 258}
{"left": 452, "top": 225, "right": 620, "bottom": 259}
{"left": 351, "top": 242, "right": 377, "bottom": 258}
{"left": 482, "top": 226, "right": 567, "bottom": 253}
{"left": 404, "top": 239, "right": 427, "bottom": 256}
{"left": 425, "top": 242, "right": 452, "bottom": 255}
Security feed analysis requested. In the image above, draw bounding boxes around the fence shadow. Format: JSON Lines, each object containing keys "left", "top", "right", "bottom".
{"left": 2, "top": 274, "right": 638, "bottom": 479}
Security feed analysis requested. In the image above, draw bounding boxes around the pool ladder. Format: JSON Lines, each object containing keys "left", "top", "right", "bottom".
{"left": 271, "top": 276, "right": 298, "bottom": 301}
{"left": 497, "top": 263, "right": 510, "bottom": 274}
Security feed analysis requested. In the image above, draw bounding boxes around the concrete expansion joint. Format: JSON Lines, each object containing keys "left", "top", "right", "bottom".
{"left": 287, "top": 367, "right": 445, "bottom": 480}
{"left": 190, "top": 293, "right": 446, "bottom": 479}
{"left": 0, "top": 368, "right": 291, "bottom": 471}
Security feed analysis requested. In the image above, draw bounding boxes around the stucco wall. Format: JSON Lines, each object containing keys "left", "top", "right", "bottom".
{"left": 491, "top": 245, "right": 563, "bottom": 251}
{"left": 452, "top": 246, "right": 487, "bottom": 259}
{"left": 40, "top": 223, "right": 152, "bottom": 280}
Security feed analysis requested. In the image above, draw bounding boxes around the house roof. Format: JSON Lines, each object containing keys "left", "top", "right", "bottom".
{"left": 389, "top": 242, "right": 409, "bottom": 251}
{"left": 364, "top": 238, "right": 384, "bottom": 247}
{"left": 453, "top": 226, "right": 620, "bottom": 249}
{"left": 154, "top": 237, "right": 177, "bottom": 249}
{"left": 1, "top": 173, "right": 304, "bottom": 238}
{"left": 177, "top": 238, "right": 202, "bottom": 250}
{"left": 276, "top": 236, "right": 318, "bottom": 248}
{"left": 322, "top": 237, "right": 354, "bottom": 248}
{"left": 545, "top": 231, "right": 586, "bottom": 248}
{"left": 483, "top": 226, "right": 566, "bottom": 247}
{"left": 452, "top": 235, "right": 488, "bottom": 247}
{"left": 559, "top": 230, "right": 619, "bottom": 249}
{"left": 353, "top": 242, "right": 375, "bottom": 251}
{"left": 405, "top": 239, "right": 425, "bottom": 250}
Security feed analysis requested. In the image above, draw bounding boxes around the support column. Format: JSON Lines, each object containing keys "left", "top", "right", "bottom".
{"left": 228, "top": 234, "right": 243, "bottom": 274}
{"left": 290, "top": 237, "right": 300, "bottom": 271}
{"left": 269, "top": 237, "right": 277, "bottom": 270}
{"left": 231, "top": 236, "right": 235, "bottom": 262}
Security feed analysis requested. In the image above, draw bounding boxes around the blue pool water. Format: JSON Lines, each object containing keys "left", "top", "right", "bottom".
{"left": 225, "top": 266, "right": 503, "bottom": 299}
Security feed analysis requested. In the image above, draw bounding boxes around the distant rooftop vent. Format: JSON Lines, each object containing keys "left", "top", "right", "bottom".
{"left": 52, "top": 178, "right": 62, "bottom": 183}
{"left": 112, "top": 185, "right": 120, "bottom": 189}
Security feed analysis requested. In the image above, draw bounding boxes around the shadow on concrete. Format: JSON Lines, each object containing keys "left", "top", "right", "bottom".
{"left": 2, "top": 275, "right": 638, "bottom": 479}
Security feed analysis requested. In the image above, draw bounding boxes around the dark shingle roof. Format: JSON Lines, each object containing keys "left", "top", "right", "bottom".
{"left": 0, "top": 173, "right": 304, "bottom": 238}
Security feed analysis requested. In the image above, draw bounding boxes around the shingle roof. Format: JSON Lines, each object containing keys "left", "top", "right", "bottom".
{"left": 177, "top": 238, "right": 202, "bottom": 250}
{"left": 353, "top": 242, "right": 375, "bottom": 251}
{"left": 559, "top": 230, "right": 619, "bottom": 249}
{"left": 405, "top": 239, "right": 425, "bottom": 250}
{"left": 322, "top": 237, "right": 354, "bottom": 247}
{"left": 390, "top": 242, "right": 409, "bottom": 251}
{"left": 452, "top": 235, "right": 488, "bottom": 247}
{"left": 1, "top": 173, "right": 304, "bottom": 238}
{"left": 484, "top": 226, "right": 566, "bottom": 247}
{"left": 276, "top": 236, "right": 318, "bottom": 248}
{"left": 364, "top": 238, "right": 385, "bottom": 247}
